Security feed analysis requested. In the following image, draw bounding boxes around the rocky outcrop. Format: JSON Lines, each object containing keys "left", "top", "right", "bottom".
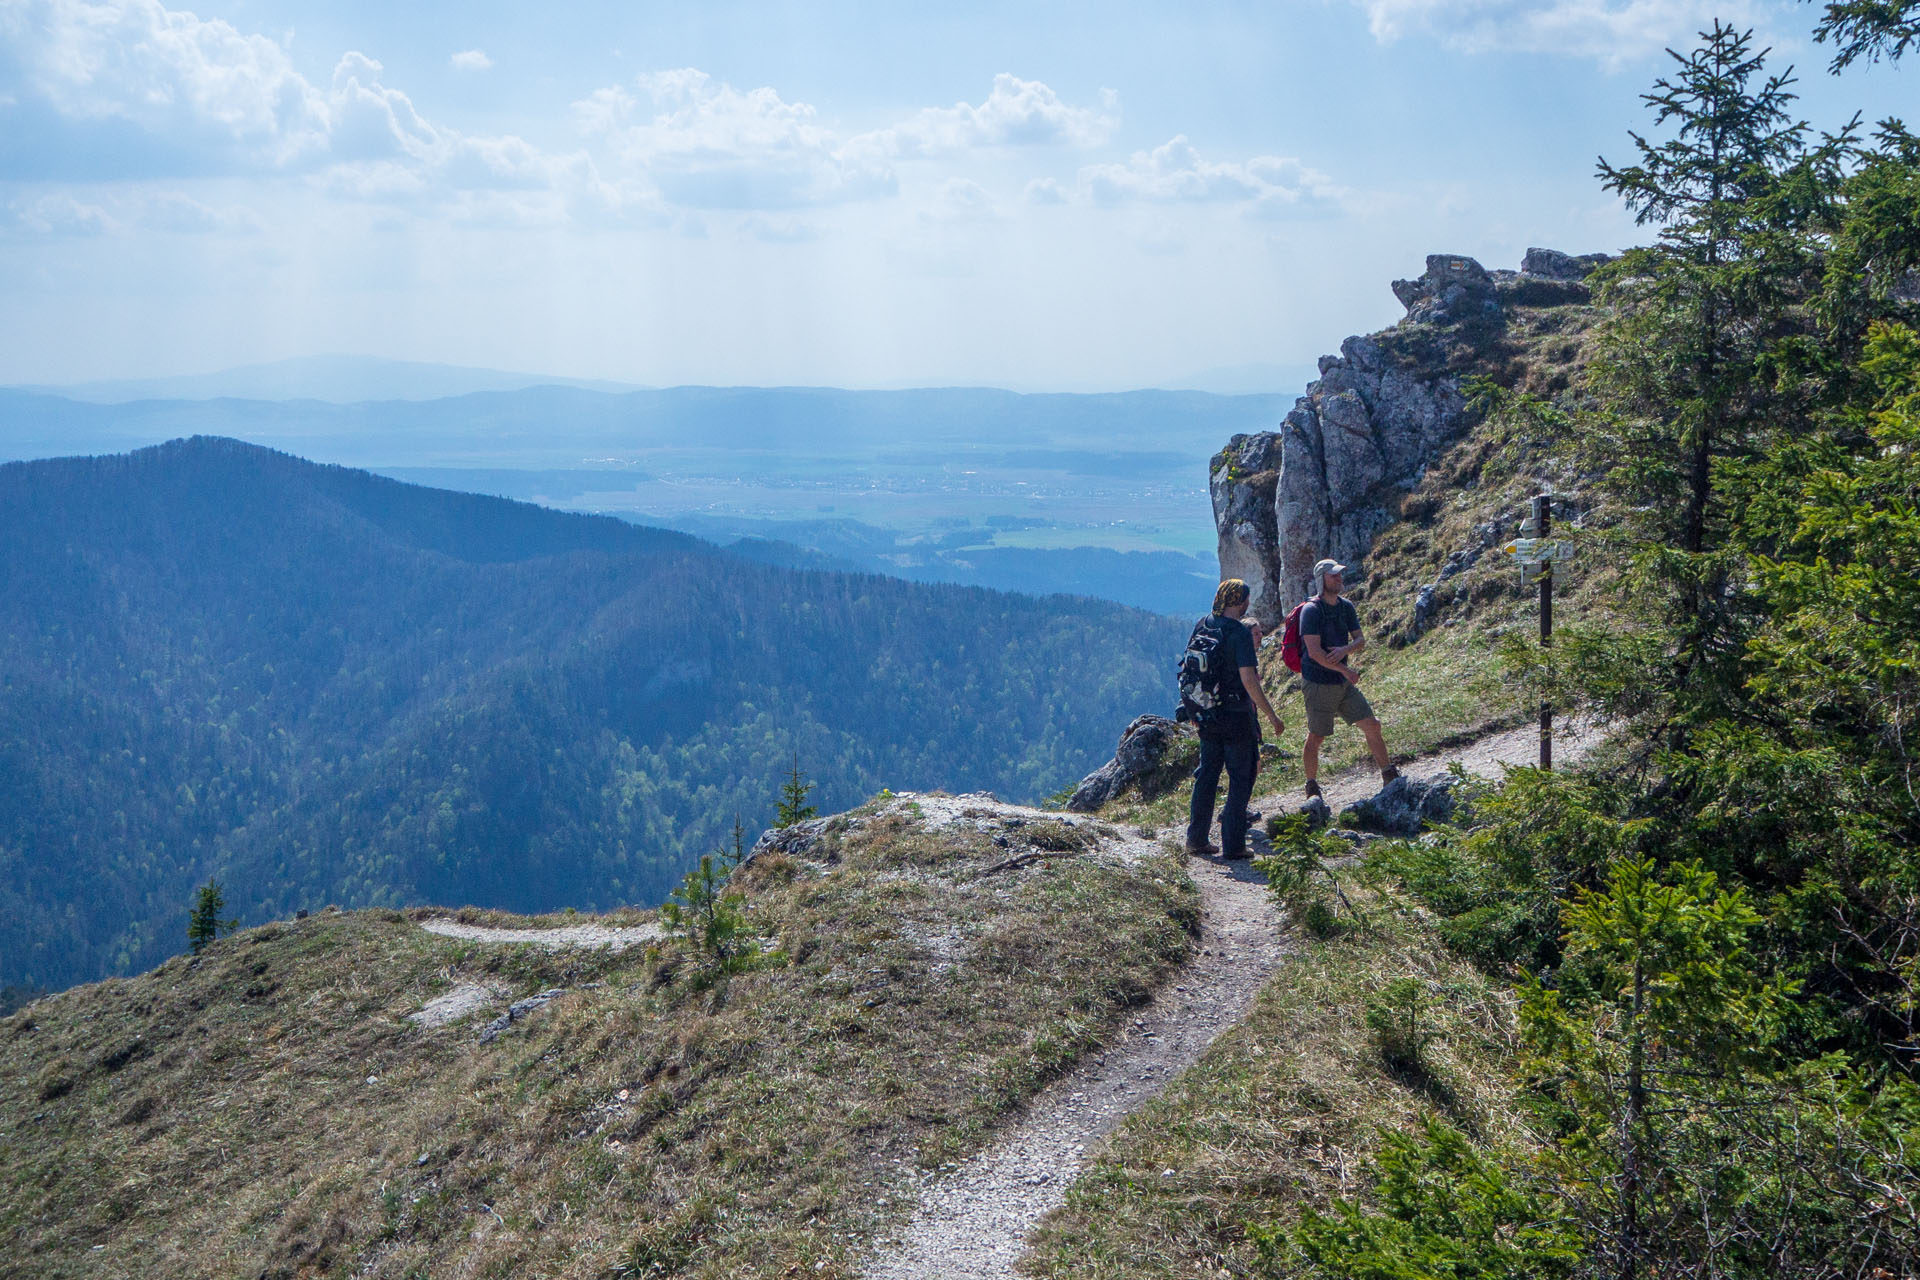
{"left": 1066, "top": 714, "right": 1195, "bottom": 812}
{"left": 1339, "top": 773, "right": 1457, "bottom": 836}
{"left": 1212, "top": 250, "right": 1609, "bottom": 625}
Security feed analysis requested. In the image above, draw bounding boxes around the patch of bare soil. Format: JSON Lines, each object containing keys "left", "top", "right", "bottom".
{"left": 416, "top": 918, "right": 663, "bottom": 951}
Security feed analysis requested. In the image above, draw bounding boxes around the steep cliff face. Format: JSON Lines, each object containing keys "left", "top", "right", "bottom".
{"left": 1211, "top": 249, "right": 1607, "bottom": 625}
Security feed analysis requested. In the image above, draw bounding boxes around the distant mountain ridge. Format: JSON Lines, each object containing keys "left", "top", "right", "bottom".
{"left": 0, "top": 437, "right": 1186, "bottom": 991}
{"left": 11, "top": 355, "right": 647, "bottom": 404}
{"left": 0, "top": 383, "right": 1288, "bottom": 468}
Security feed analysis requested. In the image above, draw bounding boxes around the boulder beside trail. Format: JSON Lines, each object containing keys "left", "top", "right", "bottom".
{"left": 1339, "top": 773, "right": 1456, "bottom": 836}
{"left": 1297, "top": 795, "right": 1332, "bottom": 830}
{"left": 1067, "top": 714, "right": 1195, "bottom": 812}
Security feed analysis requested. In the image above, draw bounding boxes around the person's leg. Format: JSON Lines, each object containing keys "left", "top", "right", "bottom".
{"left": 1219, "top": 732, "right": 1258, "bottom": 858}
{"left": 1303, "top": 732, "right": 1324, "bottom": 778}
{"left": 1359, "top": 716, "right": 1390, "bottom": 769}
{"left": 1187, "top": 732, "right": 1225, "bottom": 850}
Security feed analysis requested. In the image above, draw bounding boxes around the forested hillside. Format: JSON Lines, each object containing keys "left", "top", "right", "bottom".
{"left": 0, "top": 437, "right": 1184, "bottom": 992}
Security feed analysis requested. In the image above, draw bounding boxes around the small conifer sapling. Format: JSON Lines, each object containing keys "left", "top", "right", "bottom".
{"left": 777, "top": 752, "right": 817, "bottom": 828}
{"left": 187, "top": 880, "right": 238, "bottom": 954}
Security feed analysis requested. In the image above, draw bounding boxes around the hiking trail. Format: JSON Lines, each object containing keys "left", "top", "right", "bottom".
{"left": 859, "top": 717, "right": 1603, "bottom": 1280}
{"left": 416, "top": 917, "right": 663, "bottom": 951}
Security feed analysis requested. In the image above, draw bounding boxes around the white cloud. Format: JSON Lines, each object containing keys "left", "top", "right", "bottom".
{"left": 1025, "top": 177, "right": 1067, "bottom": 205}
{"left": 1080, "top": 136, "right": 1345, "bottom": 216}
{"left": 450, "top": 49, "right": 493, "bottom": 72}
{"left": 135, "top": 189, "right": 257, "bottom": 232}
{"left": 574, "top": 69, "right": 892, "bottom": 209}
{"left": 0, "top": 186, "right": 259, "bottom": 236}
{"left": 929, "top": 176, "right": 997, "bottom": 221}
{"left": 1346, "top": 0, "right": 1756, "bottom": 66}
{"left": 1, "top": 191, "right": 116, "bottom": 235}
{"left": 0, "top": 0, "right": 588, "bottom": 199}
{"left": 851, "top": 73, "right": 1116, "bottom": 160}
{"left": 0, "top": 0, "right": 331, "bottom": 168}
{"left": 573, "top": 69, "right": 1118, "bottom": 213}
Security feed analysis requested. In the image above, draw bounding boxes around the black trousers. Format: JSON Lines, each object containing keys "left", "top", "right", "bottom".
{"left": 1187, "top": 712, "right": 1257, "bottom": 856}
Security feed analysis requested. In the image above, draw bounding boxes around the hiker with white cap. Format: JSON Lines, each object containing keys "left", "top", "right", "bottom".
{"left": 1295, "top": 558, "right": 1396, "bottom": 798}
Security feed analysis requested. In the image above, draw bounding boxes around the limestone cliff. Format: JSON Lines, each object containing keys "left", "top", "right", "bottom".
{"left": 1211, "top": 248, "right": 1608, "bottom": 625}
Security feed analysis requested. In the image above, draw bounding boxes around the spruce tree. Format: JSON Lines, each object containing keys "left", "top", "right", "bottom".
{"left": 1809, "top": 0, "right": 1920, "bottom": 69}
{"left": 186, "top": 880, "right": 237, "bottom": 954}
{"left": 776, "top": 753, "right": 817, "bottom": 828}
{"left": 1590, "top": 22, "right": 1852, "bottom": 720}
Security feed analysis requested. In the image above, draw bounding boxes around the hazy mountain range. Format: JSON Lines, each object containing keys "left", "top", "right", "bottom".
{"left": 0, "top": 437, "right": 1188, "bottom": 992}
{"left": 8, "top": 355, "right": 1317, "bottom": 404}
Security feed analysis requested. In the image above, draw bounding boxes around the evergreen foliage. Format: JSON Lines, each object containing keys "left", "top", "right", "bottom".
{"left": 1280, "top": 14, "right": 1920, "bottom": 1278}
{"left": 775, "top": 755, "right": 818, "bottom": 828}
{"left": 185, "top": 880, "right": 236, "bottom": 954}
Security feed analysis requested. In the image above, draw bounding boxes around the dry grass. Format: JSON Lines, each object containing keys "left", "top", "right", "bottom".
{"left": 0, "top": 811, "right": 1197, "bottom": 1279}
{"left": 1021, "top": 881, "right": 1530, "bottom": 1279}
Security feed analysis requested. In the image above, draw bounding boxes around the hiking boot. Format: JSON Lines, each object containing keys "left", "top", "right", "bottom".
{"left": 1304, "top": 779, "right": 1323, "bottom": 800}
{"left": 1381, "top": 766, "right": 1401, "bottom": 785}
{"left": 1223, "top": 846, "right": 1252, "bottom": 862}
{"left": 1184, "top": 840, "right": 1220, "bottom": 857}
{"left": 1241, "top": 809, "right": 1262, "bottom": 825}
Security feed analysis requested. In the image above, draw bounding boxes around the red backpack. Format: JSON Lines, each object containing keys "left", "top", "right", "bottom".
{"left": 1279, "top": 599, "right": 1312, "bottom": 674}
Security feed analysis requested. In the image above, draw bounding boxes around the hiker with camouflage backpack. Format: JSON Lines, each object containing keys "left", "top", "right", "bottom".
{"left": 1179, "top": 579, "right": 1285, "bottom": 859}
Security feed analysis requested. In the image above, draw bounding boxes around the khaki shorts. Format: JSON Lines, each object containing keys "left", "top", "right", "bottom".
{"left": 1303, "top": 679, "right": 1376, "bottom": 736}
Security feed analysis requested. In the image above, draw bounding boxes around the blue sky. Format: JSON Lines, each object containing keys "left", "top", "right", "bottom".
{"left": 0, "top": 0, "right": 1909, "bottom": 389}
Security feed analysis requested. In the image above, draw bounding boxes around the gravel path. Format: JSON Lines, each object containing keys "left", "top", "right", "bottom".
{"left": 862, "top": 848, "right": 1287, "bottom": 1280}
{"left": 417, "top": 918, "right": 662, "bottom": 951}
{"left": 859, "top": 717, "right": 1608, "bottom": 1279}
{"left": 1258, "top": 714, "right": 1606, "bottom": 817}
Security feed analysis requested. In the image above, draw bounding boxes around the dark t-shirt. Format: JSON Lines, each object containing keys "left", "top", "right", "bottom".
{"left": 1299, "top": 597, "right": 1362, "bottom": 685}
{"left": 1209, "top": 613, "right": 1259, "bottom": 697}
{"left": 1198, "top": 612, "right": 1259, "bottom": 736}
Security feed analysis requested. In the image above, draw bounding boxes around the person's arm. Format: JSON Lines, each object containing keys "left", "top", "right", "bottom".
{"left": 1240, "top": 665, "right": 1285, "bottom": 735}
{"left": 1338, "top": 630, "right": 1367, "bottom": 660}
{"left": 1304, "top": 633, "right": 1361, "bottom": 683}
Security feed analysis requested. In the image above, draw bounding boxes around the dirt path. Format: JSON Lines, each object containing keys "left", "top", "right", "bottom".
{"left": 1260, "top": 714, "right": 1605, "bottom": 816}
{"left": 862, "top": 852, "right": 1287, "bottom": 1280}
{"left": 859, "top": 717, "right": 1606, "bottom": 1280}
{"left": 417, "top": 918, "right": 662, "bottom": 951}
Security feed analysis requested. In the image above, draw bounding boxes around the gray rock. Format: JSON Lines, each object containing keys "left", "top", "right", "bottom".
{"left": 1208, "top": 249, "right": 1606, "bottom": 627}
{"left": 1339, "top": 774, "right": 1456, "bottom": 837}
{"left": 477, "top": 988, "right": 568, "bottom": 1044}
{"left": 1392, "top": 254, "right": 1500, "bottom": 326}
{"left": 1211, "top": 436, "right": 1286, "bottom": 624}
{"left": 747, "top": 816, "right": 834, "bottom": 864}
{"left": 1067, "top": 715, "right": 1195, "bottom": 812}
{"left": 1521, "top": 247, "right": 1612, "bottom": 280}
{"left": 1411, "top": 584, "right": 1438, "bottom": 639}
{"left": 1298, "top": 796, "right": 1331, "bottom": 831}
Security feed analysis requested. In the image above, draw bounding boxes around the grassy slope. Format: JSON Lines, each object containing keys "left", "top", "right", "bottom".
{"left": 1024, "top": 886, "right": 1529, "bottom": 1279}
{"left": 0, "top": 805, "right": 1195, "bottom": 1280}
